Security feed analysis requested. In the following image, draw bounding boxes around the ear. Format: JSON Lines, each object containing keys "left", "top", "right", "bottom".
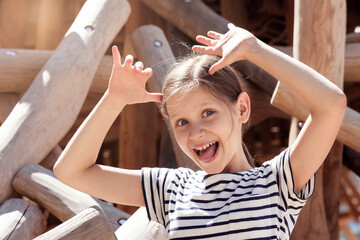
{"left": 236, "top": 92, "right": 251, "bottom": 123}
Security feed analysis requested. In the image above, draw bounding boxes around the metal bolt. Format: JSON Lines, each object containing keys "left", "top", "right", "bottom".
{"left": 118, "top": 218, "right": 126, "bottom": 225}
{"left": 298, "top": 121, "right": 304, "bottom": 130}
{"left": 6, "top": 50, "right": 16, "bottom": 56}
{"left": 153, "top": 40, "right": 162, "bottom": 47}
{"left": 85, "top": 25, "right": 94, "bottom": 32}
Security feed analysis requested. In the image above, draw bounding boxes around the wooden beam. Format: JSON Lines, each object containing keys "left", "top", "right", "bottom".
{"left": 1, "top": 43, "right": 359, "bottom": 95}
{"left": 0, "top": 0, "right": 130, "bottom": 204}
{"left": 0, "top": 49, "right": 112, "bottom": 94}
{"left": 33, "top": 206, "right": 116, "bottom": 240}
{"left": 12, "top": 164, "right": 130, "bottom": 232}
{"left": 0, "top": 198, "right": 47, "bottom": 240}
{"left": 271, "top": 85, "right": 360, "bottom": 153}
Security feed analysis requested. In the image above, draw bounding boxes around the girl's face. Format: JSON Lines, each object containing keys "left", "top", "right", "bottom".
{"left": 167, "top": 87, "right": 251, "bottom": 174}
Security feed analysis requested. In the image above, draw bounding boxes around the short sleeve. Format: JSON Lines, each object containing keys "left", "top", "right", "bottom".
{"left": 141, "top": 167, "right": 172, "bottom": 225}
{"left": 270, "top": 148, "right": 316, "bottom": 215}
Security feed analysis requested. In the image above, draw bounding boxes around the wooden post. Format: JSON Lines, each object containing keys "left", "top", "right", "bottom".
{"left": 0, "top": 198, "right": 47, "bottom": 240}
{"left": 220, "top": 0, "right": 248, "bottom": 28}
{"left": 286, "top": 0, "right": 346, "bottom": 239}
{"left": 115, "top": 207, "right": 167, "bottom": 240}
{"left": 117, "top": 1, "right": 167, "bottom": 215}
{"left": 12, "top": 164, "right": 130, "bottom": 232}
{"left": 131, "top": 25, "right": 198, "bottom": 170}
{"left": 0, "top": 0, "right": 130, "bottom": 204}
{"left": 33, "top": 206, "right": 116, "bottom": 240}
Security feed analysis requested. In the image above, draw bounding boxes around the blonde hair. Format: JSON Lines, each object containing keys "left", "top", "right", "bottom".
{"left": 161, "top": 54, "right": 254, "bottom": 167}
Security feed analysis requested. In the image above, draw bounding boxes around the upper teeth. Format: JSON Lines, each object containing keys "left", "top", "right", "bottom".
{"left": 194, "top": 142, "right": 216, "bottom": 151}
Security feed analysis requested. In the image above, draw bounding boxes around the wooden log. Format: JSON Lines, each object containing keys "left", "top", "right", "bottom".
{"left": 0, "top": 0, "right": 130, "bottom": 204}
{"left": 0, "top": 198, "right": 47, "bottom": 240}
{"left": 274, "top": 44, "right": 360, "bottom": 83}
{"left": 117, "top": 6, "right": 166, "bottom": 213}
{"left": 114, "top": 207, "right": 167, "bottom": 240}
{"left": 33, "top": 206, "right": 116, "bottom": 240}
{"left": 131, "top": 25, "right": 198, "bottom": 170}
{"left": 0, "top": 49, "right": 112, "bottom": 94}
{"left": 346, "top": 32, "right": 360, "bottom": 43}
{"left": 271, "top": 85, "right": 360, "bottom": 153}
{"left": 0, "top": 93, "right": 19, "bottom": 124}
{"left": 1, "top": 43, "right": 359, "bottom": 94}
{"left": 287, "top": 0, "right": 346, "bottom": 239}
{"left": 0, "top": 92, "right": 62, "bottom": 170}
{"left": 12, "top": 164, "right": 130, "bottom": 232}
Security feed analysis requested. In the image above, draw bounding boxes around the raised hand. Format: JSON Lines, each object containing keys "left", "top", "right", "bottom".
{"left": 107, "top": 46, "right": 163, "bottom": 105}
{"left": 192, "top": 23, "right": 256, "bottom": 75}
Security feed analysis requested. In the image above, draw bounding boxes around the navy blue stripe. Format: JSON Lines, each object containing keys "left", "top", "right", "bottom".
{"left": 149, "top": 168, "right": 159, "bottom": 222}
{"left": 281, "top": 189, "right": 288, "bottom": 210}
{"left": 165, "top": 188, "right": 278, "bottom": 205}
{"left": 284, "top": 216, "right": 290, "bottom": 236}
{"left": 162, "top": 170, "right": 169, "bottom": 225}
{"left": 166, "top": 202, "right": 279, "bottom": 215}
{"left": 169, "top": 214, "right": 278, "bottom": 232}
{"left": 290, "top": 214, "right": 295, "bottom": 225}
{"left": 141, "top": 169, "right": 151, "bottom": 221}
{"left": 170, "top": 225, "right": 278, "bottom": 240}
{"left": 156, "top": 169, "right": 164, "bottom": 225}
{"left": 168, "top": 179, "right": 277, "bottom": 197}
{"left": 203, "top": 164, "right": 272, "bottom": 181}
{"left": 205, "top": 171, "right": 273, "bottom": 190}
{"left": 171, "top": 171, "right": 273, "bottom": 193}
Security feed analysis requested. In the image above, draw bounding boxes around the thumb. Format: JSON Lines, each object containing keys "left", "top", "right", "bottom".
{"left": 144, "top": 92, "right": 163, "bottom": 103}
{"left": 209, "top": 58, "right": 226, "bottom": 75}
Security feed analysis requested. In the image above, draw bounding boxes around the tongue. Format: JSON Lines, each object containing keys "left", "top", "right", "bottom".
{"left": 198, "top": 144, "right": 217, "bottom": 161}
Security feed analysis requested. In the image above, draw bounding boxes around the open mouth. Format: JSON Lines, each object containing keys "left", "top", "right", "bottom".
{"left": 193, "top": 141, "right": 219, "bottom": 162}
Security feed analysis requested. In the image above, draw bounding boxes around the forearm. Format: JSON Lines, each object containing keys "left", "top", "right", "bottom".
{"left": 245, "top": 39, "right": 346, "bottom": 114}
{"left": 53, "top": 90, "right": 126, "bottom": 179}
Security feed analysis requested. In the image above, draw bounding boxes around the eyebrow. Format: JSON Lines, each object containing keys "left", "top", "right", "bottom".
{"left": 169, "top": 102, "right": 216, "bottom": 120}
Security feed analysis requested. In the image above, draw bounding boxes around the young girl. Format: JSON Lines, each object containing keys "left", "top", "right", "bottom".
{"left": 53, "top": 24, "right": 346, "bottom": 239}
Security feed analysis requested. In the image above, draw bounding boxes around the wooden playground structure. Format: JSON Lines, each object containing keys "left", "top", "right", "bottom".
{"left": 0, "top": 0, "right": 359, "bottom": 239}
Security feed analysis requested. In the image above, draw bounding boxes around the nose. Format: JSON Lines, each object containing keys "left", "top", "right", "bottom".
{"left": 189, "top": 123, "right": 206, "bottom": 141}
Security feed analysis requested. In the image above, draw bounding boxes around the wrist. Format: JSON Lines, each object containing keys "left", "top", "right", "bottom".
{"left": 103, "top": 90, "right": 127, "bottom": 110}
{"left": 242, "top": 37, "right": 264, "bottom": 61}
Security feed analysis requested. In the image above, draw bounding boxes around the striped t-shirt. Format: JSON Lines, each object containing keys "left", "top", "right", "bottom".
{"left": 141, "top": 148, "right": 315, "bottom": 239}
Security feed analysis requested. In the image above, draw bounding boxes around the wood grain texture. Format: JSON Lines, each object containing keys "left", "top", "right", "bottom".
{"left": 33, "top": 206, "right": 116, "bottom": 240}
{"left": 12, "top": 164, "right": 130, "bottom": 232}
{"left": 0, "top": 198, "right": 46, "bottom": 240}
{"left": 271, "top": 84, "right": 360, "bottom": 152}
{"left": 0, "top": 92, "right": 62, "bottom": 170}
{"left": 289, "top": 0, "right": 346, "bottom": 239}
{"left": 132, "top": 25, "right": 198, "bottom": 170}
{"left": 0, "top": 0, "right": 130, "bottom": 204}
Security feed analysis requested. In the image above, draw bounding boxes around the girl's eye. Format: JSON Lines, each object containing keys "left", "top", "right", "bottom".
{"left": 177, "top": 119, "right": 188, "bottom": 126}
{"left": 203, "top": 110, "right": 214, "bottom": 117}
